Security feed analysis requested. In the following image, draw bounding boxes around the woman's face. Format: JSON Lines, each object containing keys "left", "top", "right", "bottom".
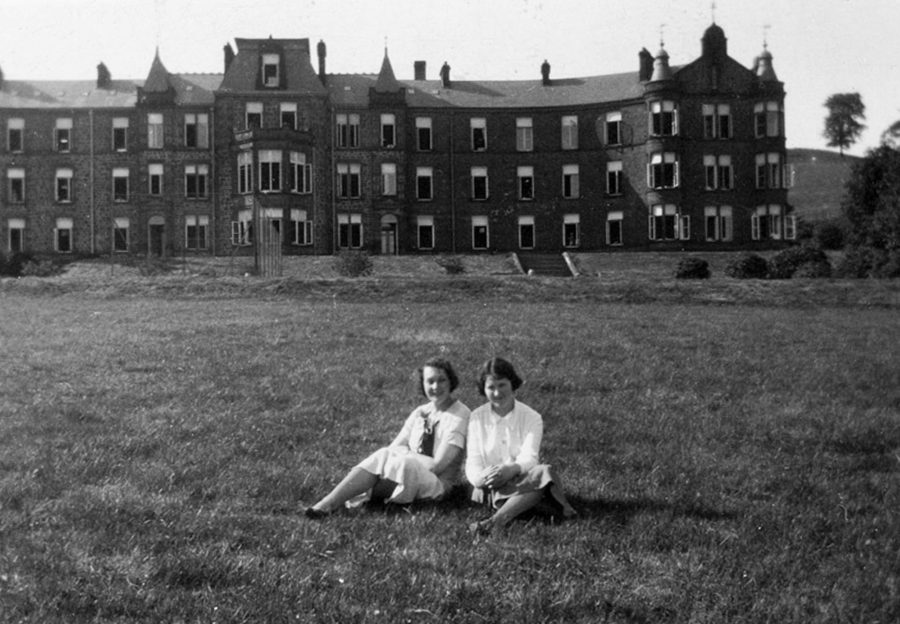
{"left": 483, "top": 375, "right": 515, "bottom": 412}
{"left": 422, "top": 366, "right": 452, "bottom": 405}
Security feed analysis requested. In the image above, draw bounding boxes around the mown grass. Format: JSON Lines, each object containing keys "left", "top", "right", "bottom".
{"left": 1, "top": 271, "right": 899, "bottom": 623}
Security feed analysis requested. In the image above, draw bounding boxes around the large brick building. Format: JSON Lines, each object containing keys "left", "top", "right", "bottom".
{"left": 0, "top": 22, "right": 792, "bottom": 258}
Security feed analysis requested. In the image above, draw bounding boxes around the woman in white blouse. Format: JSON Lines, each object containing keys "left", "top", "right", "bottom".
{"left": 465, "top": 357, "right": 576, "bottom": 534}
{"left": 305, "top": 357, "right": 470, "bottom": 518}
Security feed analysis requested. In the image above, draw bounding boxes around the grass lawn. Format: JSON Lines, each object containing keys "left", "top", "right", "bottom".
{"left": 1, "top": 261, "right": 899, "bottom": 623}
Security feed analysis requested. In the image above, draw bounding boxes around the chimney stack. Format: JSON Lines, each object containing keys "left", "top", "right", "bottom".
{"left": 440, "top": 62, "right": 451, "bottom": 88}
{"left": 224, "top": 43, "right": 235, "bottom": 73}
{"left": 638, "top": 48, "right": 653, "bottom": 81}
{"left": 96, "top": 62, "right": 111, "bottom": 89}
{"left": 414, "top": 60, "right": 426, "bottom": 80}
{"left": 541, "top": 59, "right": 551, "bottom": 85}
{"left": 317, "top": 40, "right": 327, "bottom": 85}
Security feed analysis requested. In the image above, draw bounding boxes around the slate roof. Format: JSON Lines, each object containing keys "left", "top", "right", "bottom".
{"left": 326, "top": 69, "right": 648, "bottom": 109}
{"left": 217, "top": 38, "right": 327, "bottom": 96}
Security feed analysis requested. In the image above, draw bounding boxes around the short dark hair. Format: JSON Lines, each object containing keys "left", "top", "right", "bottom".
{"left": 418, "top": 357, "right": 460, "bottom": 397}
{"left": 477, "top": 357, "right": 523, "bottom": 395}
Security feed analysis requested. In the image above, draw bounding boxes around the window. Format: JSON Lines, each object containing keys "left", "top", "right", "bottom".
{"left": 756, "top": 152, "right": 783, "bottom": 189}
{"left": 185, "top": 164, "right": 209, "bottom": 198}
{"left": 380, "top": 163, "right": 397, "bottom": 196}
{"left": 147, "top": 113, "right": 163, "bottom": 148}
{"left": 416, "top": 167, "right": 433, "bottom": 200}
{"left": 704, "top": 206, "right": 733, "bottom": 241}
{"left": 381, "top": 113, "right": 396, "bottom": 148}
{"left": 232, "top": 210, "right": 253, "bottom": 245}
{"left": 650, "top": 100, "right": 678, "bottom": 136}
{"left": 55, "top": 218, "right": 73, "bottom": 253}
{"left": 56, "top": 118, "right": 72, "bottom": 152}
{"left": 516, "top": 117, "right": 533, "bottom": 152}
{"left": 563, "top": 214, "right": 580, "bottom": 248}
{"left": 417, "top": 215, "right": 434, "bottom": 250}
{"left": 246, "top": 102, "right": 263, "bottom": 129}
{"left": 113, "top": 168, "right": 129, "bottom": 201}
{"left": 752, "top": 204, "right": 784, "bottom": 240}
{"left": 336, "top": 114, "right": 360, "bottom": 148}
{"left": 755, "top": 101, "right": 783, "bottom": 137}
{"left": 337, "top": 163, "right": 361, "bottom": 198}
{"left": 605, "top": 112, "right": 622, "bottom": 145}
{"left": 259, "top": 150, "right": 282, "bottom": 192}
{"left": 113, "top": 217, "right": 130, "bottom": 252}
{"left": 291, "top": 152, "right": 312, "bottom": 194}
{"left": 649, "top": 204, "right": 689, "bottom": 241}
{"left": 607, "top": 161, "right": 623, "bottom": 195}
{"left": 148, "top": 164, "right": 163, "bottom": 196}
{"left": 8, "top": 168, "right": 25, "bottom": 203}
{"left": 184, "top": 113, "right": 209, "bottom": 148}
{"left": 280, "top": 103, "right": 297, "bottom": 129}
{"left": 472, "top": 215, "right": 489, "bottom": 249}
{"left": 562, "top": 164, "right": 580, "bottom": 198}
{"left": 262, "top": 54, "right": 280, "bottom": 87}
{"left": 648, "top": 152, "right": 680, "bottom": 188}
{"left": 56, "top": 168, "right": 73, "bottom": 202}
{"left": 185, "top": 215, "right": 209, "bottom": 250}
{"left": 471, "top": 117, "right": 487, "bottom": 151}
{"left": 606, "top": 211, "right": 623, "bottom": 246}
{"left": 8, "top": 218, "right": 25, "bottom": 253}
{"left": 113, "top": 117, "right": 128, "bottom": 151}
{"left": 703, "top": 104, "right": 732, "bottom": 139}
{"left": 704, "top": 155, "right": 733, "bottom": 190}
{"left": 416, "top": 117, "right": 432, "bottom": 151}
{"left": 518, "top": 166, "right": 534, "bottom": 200}
{"left": 237, "top": 152, "right": 253, "bottom": 194}
{"left": 290, "top": 209, "right": 313, "bottom": 245}
{"left": 471, "top": 166, "right": 489, "bottom": 200}
{"left": 561, "top": 116, "right": 578, "bottom": 150}
{"left": 518, "top": 216, "right": 535, "bottom": 249}
{"left": 338, "top": 213, "right": 363, "bottom": 248}
{"left": 7, "top": 118, "right": 23, "bottom": 152}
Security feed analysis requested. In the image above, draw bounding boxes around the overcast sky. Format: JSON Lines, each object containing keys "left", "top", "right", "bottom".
{"left": 1, "top": 0, "right": 897, "bottom": 156}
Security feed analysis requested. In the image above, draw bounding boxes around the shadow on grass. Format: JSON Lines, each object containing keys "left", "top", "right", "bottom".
{"left": 569, "top": 494, "right": 738, "bottom": 525}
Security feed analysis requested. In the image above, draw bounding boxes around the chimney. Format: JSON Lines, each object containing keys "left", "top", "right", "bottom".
{"left": 541, "top": 59, "right": 551, "bottom": 85}
{"left": 224, "top": 43, "right": 235, "bottom": 72}
{"left": 638, "top": 48, "right": 653, "bottom": 81}
{"left": 96, "top": 62, "right": 111, "bottom": 89}
{"left": 317, "top": 39, "right": 327, "bottom": 85}
{"left": 414, "top": 60, "right": 426, "bottom": 81}
{"left": 440, "top": 62, "right": 451, "bottom": 88}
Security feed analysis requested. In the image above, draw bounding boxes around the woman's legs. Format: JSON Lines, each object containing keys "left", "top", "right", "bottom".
{"left": 310, "top": 467, "right": 381, "bottom": 513}
{"left": 489, "top": 490, "right": 544, "bottom": 527}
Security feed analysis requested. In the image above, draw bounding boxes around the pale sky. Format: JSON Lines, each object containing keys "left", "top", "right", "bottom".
{"left": 1, "top": 0, "right": 897, "bottom": 156}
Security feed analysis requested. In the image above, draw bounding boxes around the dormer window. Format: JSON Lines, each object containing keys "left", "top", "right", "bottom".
{"left": 262, "top": 54, "right": 280, "bottom": 87}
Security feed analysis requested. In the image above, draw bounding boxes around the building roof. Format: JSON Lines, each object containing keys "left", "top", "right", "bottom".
{"left": 217, "top": 37, "right": 327, "bottom": 96}
{"left": 327, "top": 70, "right": 647, "bottom": 109}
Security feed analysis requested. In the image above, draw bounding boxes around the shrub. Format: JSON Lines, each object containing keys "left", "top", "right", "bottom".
{"left": 333, "top": 250, "right": 373, "bottom": 277}
{"left": 767, "top": 246, "right": 830, "bottom": 279}
{"left": 725, "top": 253, "right": 769, "bottom": 279}
{"left": 20, "top": 259, "right": 61, "bottom": 277}
{"left": 435, "top": 255, "right": 465, "bottom": 275}
{"left": 0, "top": 251, "right": 35, "bottom": 277}
{"left": 674, "top": 257, "right": 710, "bottom": 279}
{"left": 793, "top": 260, "right": 833, "bottom": 279}
{"left": 813, "top": 219, "right": 846, "bottom": 250}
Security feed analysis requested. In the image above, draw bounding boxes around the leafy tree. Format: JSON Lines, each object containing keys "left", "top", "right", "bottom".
{"left": 838, "top": 144, "right": 900, "bottom": 277}
{"left": 823, "top": 92, "right": 866, "bottom": 157}
{"left": 881, "top": 119, "right": 900, "bottom": 148}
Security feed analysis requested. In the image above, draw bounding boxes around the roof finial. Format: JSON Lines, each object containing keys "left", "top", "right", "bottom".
{"left": 711, "top": 1, "right": 717, "bottom": 24}
{"left": 763, "top": 23, "right": 771, "bottom": 50}
{"left": 659, "top": 23, "right": 666, "bottom": 49}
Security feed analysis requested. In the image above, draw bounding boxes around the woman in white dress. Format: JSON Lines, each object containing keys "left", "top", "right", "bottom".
{"left": 465, "top": 357, "right": 576, "bottom": 534}
{"left": 305, "top": 357, "right": 470, "bottom": 518}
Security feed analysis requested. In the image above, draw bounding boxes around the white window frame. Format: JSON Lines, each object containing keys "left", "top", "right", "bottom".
{"left": 113, "top": 217, "right": 130, "bottom": 252}
{"left": 112, "top": 168, "right": 129, "bottom": 202}
{"left": 471, "top": 166, "right": 489, "bottom": 200}
{"left": 8, "top": 218, "right": 25, "bottom": 253}
{"left": 756, "top": 153, "right": 784, "bottom": 189}
{"left": 337, "top": 163, "right": 361, "bottom": 198}
{"left": 563, "top": 214, "right": 580, "bottom": 248}
{"left": 148, "top": 163, "right": 164, "bottom": 196}
{"left": 337, "top": 213, "right": 363, "bottom": 248}
{"left": 7, "top": 118, "right": 24, "bottom": 152}
{"left": 280, "top": 103, "right": 297, "bottom": 129}
{"left": 262, "top": 54, "right": 280, "bottom": 87}
{"left": 246, "top": 102, "right": 263, "bottom": 129}
{"left": 472, "top": 215, "right": 489, "bottom": 249}
{"left": 184, "top": 215, "right": 209, "bottom": 250}
{"left": 704, "top": 206, "right": 733, "bottom": 241}
{"left": 291, "top": 152, "right": 312, "bottom": 194}
{"left": 606, "top": 211, "right": 624, "bottom": 246}
{"left": 417, "top": 215, "right": 435, "bottom": 250}
{"left": 381, "top": 163, "right": 397, "bottom": 196}
{"left": 55, "top": 168, "right": 73, "bottom": 203}
{"left": 8, "top": 168, "right": 25, "bottom": 203}
{"left": 184, "top": 113, "right": 209, "bottom": 148}
{"left": 703, "top": 104, "right": 732, "bottom": 139}
{"left": 516, "top": 117, "right": 533, "bottom": 152}
{"left": 605, "top": 111, "right": 622, "bottom": 145}
{"left": 258, "top": 150, "right": 282, "bottom": 193}
{"left": 232, "top": 209, "right": 253, "bottom": 246}
{"left": 648, "top": 152, "right": 680, "bottom": 189}
{"left": 184, "top": 164, "right": 209, "bottom": 199}
{"left": 416, "top": 117, "right": 432, "bottom": 151}
{"left": 755, "top": 101, "right": 783, "bottom": 138}
{"left": 650, "top": 100, "right": 678, "bottom": 136}
{"left": 471, "top": 117, "right": 487, "bottom": 151}
{"left": 147, "top": 113, "right": 163, "bottom": 149}
{"left": 518, "top": 215, "right": 535, "bottom": 249}
{"left": 561, "top": 115, "right": 578, "bottom": 150}
{"left": 704, "top": 154, "right": 733, "bottom": 190}
{"left": 416, "top": 166, "right": 433, "bottom": 200}
{"left": 607, "top": 161, "right": 623, "bottom": 195}
{"left": 112, "top": 117, "right": 128, "bottom": 152}
{"left": 518, "top": 165, "right": 534, "bottom": 200}
{"left": 54, "top": 217, "right": 73, "bottom": 253}
{"left": 56, "top": 118, "right": 73, "bottom": 152}
{"left": 752, "top": 204, "right": 784, "bottom": 241}
{"left": 649, "top": 204, "right": 686, "bottom": 241}
{"left": 290, "top": 209, "right": 313, "bottom": 246}
{"left": 381, "top": 113, "right": 396, "bottom": 148}
{"left": 237, "top": 152, "right": 253, "bottom": 194}
{"left": 562, "top": 164, "right": 580, "bottom": 199}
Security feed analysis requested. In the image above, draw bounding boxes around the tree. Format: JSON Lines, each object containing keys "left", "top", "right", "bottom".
{"left": 838, "top": 144, "right": 900, "bottom": 277}
{"left": 823, "top": 92, "right": 866, "bottom": 157}
{"left": 881, "top": 119, "right": 900, "bottom": 148}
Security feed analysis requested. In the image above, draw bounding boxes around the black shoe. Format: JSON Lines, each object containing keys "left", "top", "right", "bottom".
{"left": 304, "top": 506, "right": 330, "bottom": 519}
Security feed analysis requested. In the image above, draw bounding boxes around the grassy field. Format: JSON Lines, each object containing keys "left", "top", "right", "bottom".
{"left": 1, "top": 259, "right": 899, "bottom": 623}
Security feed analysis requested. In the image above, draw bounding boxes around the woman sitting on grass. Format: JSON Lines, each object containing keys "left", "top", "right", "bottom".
{"left": 465, "top": 357, "right": 577, "bottom": 534}
{"left": 304, "top": 357, "right": 470, "bottom": 518}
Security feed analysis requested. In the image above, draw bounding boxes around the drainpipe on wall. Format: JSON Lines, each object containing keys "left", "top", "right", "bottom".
{"left": 89, "top": 109, "right": 96, "bottom": 254}
{"left": 210, "top": 105, "right": 216, "bottom": 256}
{"left": 330, "top": 104, "right": 336, "bottom": 255}
{"left": 449, "top": 112, "right": 456, "bottom": 254}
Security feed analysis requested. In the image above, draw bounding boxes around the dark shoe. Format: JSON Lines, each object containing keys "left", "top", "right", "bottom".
{"left": 468, "top": 519, "right": 493, "bottom": 536}
{"left": 304, "top": 506, "right": 330, "bottom": 519}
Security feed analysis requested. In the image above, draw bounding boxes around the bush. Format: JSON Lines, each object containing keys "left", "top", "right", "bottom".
{"left": 20, "top": 259, "right": 61, "bottom": 278}
{"left": 725, "top": 253, "right": 769, "bottom": 279}
{"left": 793, "top": 260, "right": 833, "bottom": 279}
{"left": 767, "top": 246, "right": 830, "bottom": 279}
{"left": 435, "top": 255, "right": 465, "bottom": 275}
{"left": 836, "top": 246, "right": 900, "bottom": 278}
{"left": 813, "top": 219, "right": 846, "bottom": 250}
{"left": 0, "top": 251, "right": 35, "bottom": 277}
{"left": 333, "top": 250, "right": 373, "bottom": 277}
{"left": 674, "top": 257, "right": 710, "bottom": 279}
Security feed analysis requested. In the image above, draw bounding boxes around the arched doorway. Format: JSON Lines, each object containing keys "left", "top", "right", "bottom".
{"left": 380, "top": 214, "right": 398, "bottom": 255}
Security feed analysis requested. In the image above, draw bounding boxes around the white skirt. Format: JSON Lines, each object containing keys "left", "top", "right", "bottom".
{"left": 348, "top": 446, "right": 448, "bottom": 507}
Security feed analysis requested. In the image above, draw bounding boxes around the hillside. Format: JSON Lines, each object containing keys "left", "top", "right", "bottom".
{"left": 788, "top": 148, "right": 861, "bottom": 221}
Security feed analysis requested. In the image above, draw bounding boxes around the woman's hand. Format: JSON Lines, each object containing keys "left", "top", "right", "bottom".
{"left": 479, "top": 464, "right": 519, "bottom": 489}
